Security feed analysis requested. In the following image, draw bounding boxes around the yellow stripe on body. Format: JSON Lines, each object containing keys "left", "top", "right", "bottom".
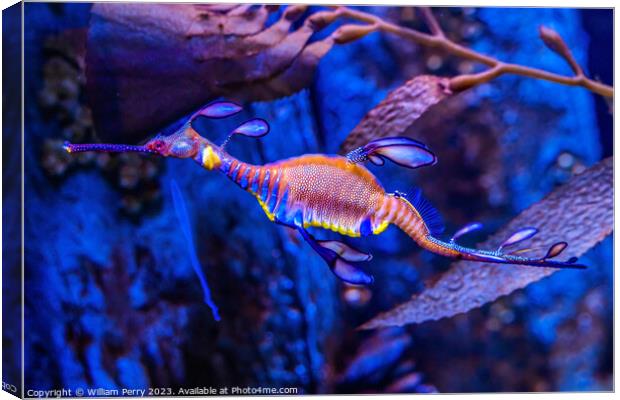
{"left": 372, "top": 220, "right": 390, "bottom": 235}
{"left": 255, "top": 195, "right": 276, "bottom": 222}
{"left": 302, "top": 219, "right": 361, "bottom": 238}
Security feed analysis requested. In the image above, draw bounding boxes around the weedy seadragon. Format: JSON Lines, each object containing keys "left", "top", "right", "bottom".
{"left": 65, "top": 101, "right": 585, "bottom": 288}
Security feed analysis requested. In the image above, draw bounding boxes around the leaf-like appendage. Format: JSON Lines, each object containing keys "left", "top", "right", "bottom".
{"left": 360, "top": 157, "right": 612, "bottom": 329}
{"left": 340, "top": 75, "right": 453, "bottom": 154}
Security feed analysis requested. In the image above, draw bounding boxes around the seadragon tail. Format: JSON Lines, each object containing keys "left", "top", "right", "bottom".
{"left": 387, "top": 191, "right": 586, "bottom": 270}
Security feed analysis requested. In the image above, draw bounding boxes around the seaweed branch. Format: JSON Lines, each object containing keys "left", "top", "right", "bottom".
{"left": 328, "top": 6, "right": 613, "bottom": 98}
{"left": 82, "top": 4, "right": 612, "bottom": 141}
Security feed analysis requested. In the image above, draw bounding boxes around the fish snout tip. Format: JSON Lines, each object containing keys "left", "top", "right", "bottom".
{"left": 63, "top": 141, "right": 73, "bottom": 153}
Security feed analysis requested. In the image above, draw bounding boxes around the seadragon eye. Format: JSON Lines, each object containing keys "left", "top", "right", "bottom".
{"left": 147, "top": 139, "right": 166, "bottom": 152}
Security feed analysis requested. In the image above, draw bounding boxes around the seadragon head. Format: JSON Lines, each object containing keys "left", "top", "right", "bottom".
{"left": 64, "top": 101, "right": 270, "bottom": 170}
{"left": 144, "top": 130, "right": 202, "bottom": 158}
{"left": 64, "top": 123, "right": 213, "bottom": 166}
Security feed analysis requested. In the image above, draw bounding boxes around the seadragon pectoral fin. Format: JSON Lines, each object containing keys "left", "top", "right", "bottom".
{"left": 346, "top": 136, "right": 437, "bottom": 170}
{"left": 297, "top": 228, "right": 374, "bottom": 285}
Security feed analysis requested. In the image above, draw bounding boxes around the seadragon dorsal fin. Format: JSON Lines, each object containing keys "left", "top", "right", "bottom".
{"left": 402, "top": 188, "right": 445, "bottom": 236}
